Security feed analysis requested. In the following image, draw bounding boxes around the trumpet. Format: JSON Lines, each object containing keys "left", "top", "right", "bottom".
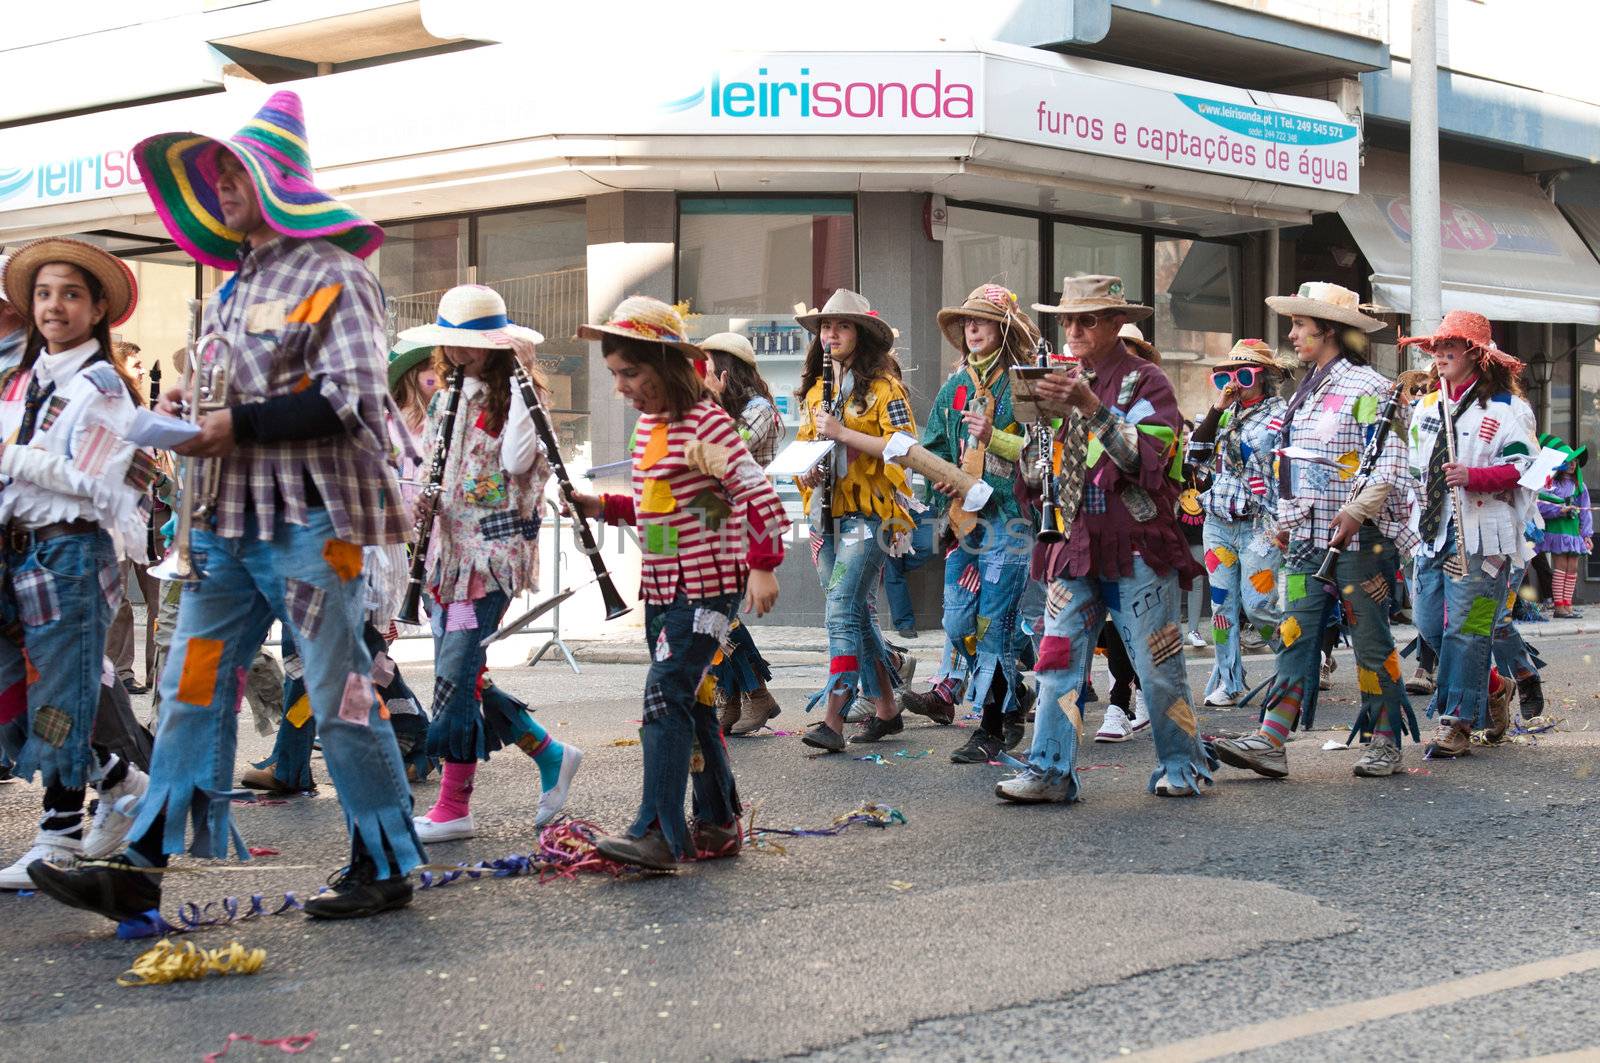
{"left": 149, "top": 330, "right": 234, "bottom": 583}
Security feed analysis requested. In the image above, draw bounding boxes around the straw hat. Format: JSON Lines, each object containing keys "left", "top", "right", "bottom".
{"left": 1032, "top": 275, "right": 1152, "bottom": 322}
{"left": 794, "top": 289, "right": 896, "bottom": 349}
{"left": 699, "top": 331, "right": 757, "bottom": 369}
{"left": 3, "top": 238, "right": 138, "bottom": 328}
{"left": 134, "top": 90, "right": 383, "bottom": 271}
{"left": 1265, "top": 281, "right": 1384, "bottom": 333}
{"left": 1204, "top": 337, "right": 1294, "bottom": 372}
{"left": 398, "top": 285, "right": 543, "bottom": 351}
{"left": 0, "top": 252, "right": 11, "bottom": 305}
{"left": 1117, "top": 323, "right": 1161, "bottom": 364}
{"left": 578, "top": 295, "right": 705, "bottom": 360}
{"left": 936, "top": 284, "right": 1032, "bottom": 352}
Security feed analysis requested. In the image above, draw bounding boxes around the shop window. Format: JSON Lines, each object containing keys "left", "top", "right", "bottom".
{"left": 943, "top": 207, "right": 1040, "bottom": 367}
{"left": 374, "top": 218, "right": 469, "bottom": 338}
{"left": 477, "top": 204, "right": 590, "bottom": 451}
{"left": 1052, "top": 223, "right": 1142, "bottom": 302}
{"left": 115, "top": 250, "right": 198, "bottom": 404}
{"left": 677, "top": 197, "right": 856, "bottom": 427}
{"left": 1579, "top": 354, "right": 1600, "bottom": 580}
{"left": 1155, "top": 236, "right": 1241, "bottom": 423}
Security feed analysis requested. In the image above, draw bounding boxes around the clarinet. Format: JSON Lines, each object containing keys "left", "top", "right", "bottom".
{"left": 146, "top": 363, "right": 162, "bottom": 562}
{"left": 818, "top": 340, "right": 835, "bottom": 539}
{"left": 1311, "top": 377, "right": 1408, "bottom": 586}
{"left": 1032, "top": 338, "right": 1064, "bottom": 543}
{"left": 509, "top": 360, "right": 631, "bottom": 621}
{"left": 396, "top": 366, "right": 465, "bottom": 625}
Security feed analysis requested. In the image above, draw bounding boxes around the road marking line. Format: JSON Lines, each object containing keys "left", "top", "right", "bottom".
{"left": 1112, "top": 948, "right": 1600, "bottom": 1063}
{"left": 1506, "top": 1052, "right": 1600, "bottom": 1062}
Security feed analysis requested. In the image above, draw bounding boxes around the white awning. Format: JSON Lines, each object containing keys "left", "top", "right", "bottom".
{"left": 1338, "top": 149, "right": 1600, "bottom": 324}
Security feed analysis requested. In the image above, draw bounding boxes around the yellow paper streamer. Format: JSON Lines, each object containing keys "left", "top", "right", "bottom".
{"left": 118, "top": 939, "right": 265, "bottom": 987}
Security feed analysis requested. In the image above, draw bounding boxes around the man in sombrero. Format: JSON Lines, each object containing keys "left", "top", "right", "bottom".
{"left": 30, "top": 91, "right": 424, "bottom": 924}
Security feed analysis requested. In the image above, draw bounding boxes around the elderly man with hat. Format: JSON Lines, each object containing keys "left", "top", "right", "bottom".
{"left": 30, "top": 91, "right": 423, "bottom": 925}
{"left": 996, "top": 275, "right": 1211, "bottom": 803}
{"left": 1185, "top": 339, "right": 1293, "bottom": 709}
{"left": 1398, "top": 311, "right": 1539, "bottom": 758}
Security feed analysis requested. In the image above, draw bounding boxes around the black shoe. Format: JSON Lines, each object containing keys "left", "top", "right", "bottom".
{"left": 801, "top": 722, "right": 846, "bottom": 753}
{"left": 0, "top": 762, "right": 14, "bottom": 784}
{"left": 895, "top": 626, "right": 919, "bottom": 640}
{"left": 899, "top": 687, "right": 955, "bottom": 726}
{"left": 1517, "top": 674, "right": 1545, "bottom": 719}
{"left": 121, "top": 678, "right": 147, "bottom": 697}
{"left": 594, "top": 829, "right": 679, "bottom": 871}
{"left": 1082, "top": 681, "right": 1099, "bottom": 705}
{"left": 950, "top": 731, "right": 1002, "bottom": 764}
{"left": 304, "top": 863, "right": 413, "bottom": 920}
{"left": 26, "top": 858, "right": 161, "bottom": 923}
{"left": 849, "top": 714, "right": 905, "bottom": 744}
{"left": 1003, "top": 714, "right": 1026, "bottom": 751}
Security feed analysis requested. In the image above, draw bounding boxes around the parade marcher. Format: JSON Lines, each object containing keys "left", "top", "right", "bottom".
{"left": 1185, "top": 338, "right": 1290, "bottom": 708}
{"left": 897, "top": 285, "right": 1039, "bottom": 763}
{"left": 29, "top": 91, "right": 425, "bottom": 921}
{"left": 792, "top": 290, "right": 919, "bottom": 752}
{"left": 700, "top": 331, "right": 786, "bottom": 736}
{"left": 1398, "top": 312, "right": 1539, "bottom": 757}
{"left": 0, "top": 238, "right": 154, "bottom": 888}
{"left": 1212, "top": 283, "right": 1416, "bottom": 780}
{"left": 1090, "top": 624, "right": 1149, "bottom": 742}
{"left": 571, "top": 296, "right": 789, "bottom": 870}
{"left": 103, "top": 341, "right": 162, "bottom": 696}
{"left": 995, "top": 275, "right": 1211, "bottom": 802}
{"left": 0, "top": 253, "right": 26, "bottom": 375}
{"left": 1536, "top": 436, "right": 1590, "bottom": 618}
{"left": 400, "top": 285, "right": 583, "bottom": 841}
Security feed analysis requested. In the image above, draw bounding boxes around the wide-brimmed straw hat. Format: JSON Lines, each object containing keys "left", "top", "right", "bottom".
{"left": 134, "top": 90, "right": 383, "bottom": 270}
{"left": 3, "top": 238, "right": 138, "bottom": 327}
{"left": 578, "top": 296, "right": 705, "bottom": 360}
{"left": 1399, "top": 310, "right": 1526, "bottom": 377}
{"left": 794, "top": 289, "right": 896, "bottom": 349}
{"left": 1204, "top": 337, "right": 1294, "bottom": 372}
{"left": 1032, "top": 275, "right": 1152, "bottom": 322}
{"left": 0, "top": 253, "right": 12, "bottom": 305}
{"left": 1265, "top": 281, "right": 1384, "bottom": 333}
{"left": 936, "top": 284, "right": 1031, "bottom": 352}
{"left": 1117, "top": 323, "right": 1161, "bottom": 364}
{"left": 398, "top": 285, "right": 543, "bottom": 351}
{"left": 699, "top": 331, "right": 757, "bottom": 369}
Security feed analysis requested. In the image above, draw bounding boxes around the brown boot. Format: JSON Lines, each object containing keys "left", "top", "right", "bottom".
{"left": 239, "top": 766, "right": 307, "bottom": 795}
{"left": 1424, "top": 718, "right": 1472, "bottom": 759}
{"left": 715, "top": 684, "right": 740, "bottom": 734}
{"left": 691, "top": 819, "right": 742, "bottom": 860}
{"left": 1484, "top": 673, "right": 1513, "bottom": 744}
{"left": 730, "top": 687, "right": 780, "bottom": 735}
{"left": 898, "top": 686, "right": 955, "bottom": 726}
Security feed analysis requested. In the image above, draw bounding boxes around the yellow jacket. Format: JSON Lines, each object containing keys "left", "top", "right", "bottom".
{"left": 795, "top": 374, "right": 916, "bottom": 528}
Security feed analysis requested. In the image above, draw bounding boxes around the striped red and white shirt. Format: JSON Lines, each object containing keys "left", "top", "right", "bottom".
{"left": 602, "top": 400, "right": 789, "bottom": 605}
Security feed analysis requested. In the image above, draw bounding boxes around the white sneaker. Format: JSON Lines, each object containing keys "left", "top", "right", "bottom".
{"left": 0, "top": 825, "right": 82, "bottom": 889}
{"left": 414, "top": 813, "right": 476, "bottom": 843}
{"left": 83, "top": 764, "right": 149, "bottom": 860}
{"left": 995, "top": 768, "right": 1075, "bottom": 804}
{"left": 534, "top": 745, "right": 584, "bottom": 827}
{"left": 1153, "top": 772, "right": 1196, "bottom": 797}
{"left": 1094, "top": 705, "right": 1131, "bottom": 743}
{"left": 1127, "top": 692, "right": 1151, "bottom": 735}
{"left": 1184, "top": 630, "right": 1207, "bottom": 648}
{"left": 844, "top": 696, "right": 875, "bottom": 723}
{"left": 1204, "top": 688, "right": 1239, "bottom": 708}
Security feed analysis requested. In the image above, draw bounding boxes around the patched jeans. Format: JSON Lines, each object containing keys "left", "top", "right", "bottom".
{"left": 941, "top": 523, "right": 1032, "bottom": 716}
{"left": 1491, "top": 563, "right": 1539, "bottom": 684}
{"left": 1413, "top": 524, "right": 1510, "bottom": 728}
{"left": 1028, "top": 557, "right": 1211, "bottom": 798}
{"left": 128, "top": 510, "right": 422, "bottom": 879}
{"left": 630, "top": 591, "right": 741, "bottom": 859}
{"left": 426, "top": 590, "right": 541, "bottom": 763}
{"left": 0, "top": 530, "right": 118, "bottom": 789}
{"left": 1201, "top": 516, "right": 1283, "bottom": 699}
{"left": 811, "top": 515, "right": 893, "bottom": 707}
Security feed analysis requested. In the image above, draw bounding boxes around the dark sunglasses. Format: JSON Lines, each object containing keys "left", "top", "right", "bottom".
{"left": 1212, "top": 367, "right": 1259, "bottom": 389}
{"left": 1059, "top": 313, "right": 1107, "bottom": 331}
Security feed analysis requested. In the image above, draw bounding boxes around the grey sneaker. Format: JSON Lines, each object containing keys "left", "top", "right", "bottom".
{"left": 801, "top": 722, "right": 846, "bottom": 753}
{"left": 995, "top": 768, "right": 1076, "bottom": 804}
{"left": 1212, "top": 733, "right": 1289, "bottom": 779}
{"left": 1352, "top": 735, "right": 1402, "bottom": 777}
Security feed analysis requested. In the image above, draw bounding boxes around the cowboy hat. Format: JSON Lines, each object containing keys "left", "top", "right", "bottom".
{"left": 1265, "top": 281, "right": 1385, "bottom": 333}
{"left": 1203, "top": 337, "right": 1294, "bottom": 372}
{"left": 794, "top": 289, "right": 896, "bottom": 349}
{"left": 3, "top": 238, "right": 138, "bottom": 328}
{"left": 398, "top": 285, "right": 543, "bottom": 352}
{"left": 1117, "top": 323, "right": 1161, "bottom": 365}
{"left": 134, "top": 90, "right": 383, "bottom": 270}
{"left": 578, "top": 295, "right": 705, "bottom": 360}
{"left": 1397, "top": 310, "right": 1526, "bottom": 376}
{"left": 1032, "top": 275, "right": 1152, "bottom": 322}
{"left": 935, "top": 284, "right": 1035, "bottom": 353}
{"left": 699, "top": 331, "right": 757, "bottom": 369}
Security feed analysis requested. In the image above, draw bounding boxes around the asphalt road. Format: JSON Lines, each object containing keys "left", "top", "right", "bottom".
{"left": 3, "top": 628, "right": 1598, "bottom": 1062}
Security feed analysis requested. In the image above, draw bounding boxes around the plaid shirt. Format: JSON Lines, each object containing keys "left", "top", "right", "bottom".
{"left": 1187, "top": 396, "right": 1285, "bottom": 525}
{"left": 204, "top": 238, "right": 407, "bottom": 544}
{"left": 736, "top": 396, "right": 784, "bottom": 467}
{"left": 1275, "top": 358, "right": 1413, "bottom": 552}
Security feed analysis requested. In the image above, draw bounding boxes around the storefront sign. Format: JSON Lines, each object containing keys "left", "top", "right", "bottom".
{"left": 0, "top": 147, "right": 145, "bottom": 210}
{"left": 1378, "top": 194, "right": 1562, "bottom": 255}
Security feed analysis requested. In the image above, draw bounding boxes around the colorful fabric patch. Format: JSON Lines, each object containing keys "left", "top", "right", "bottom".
{"left": 1212, "top": 623, "right": 1228, "bottom": 646}
{"left": 285, "top": 693, "right": 312, "bottom": 729}
{"left": 1463, "top": 595, "right": 1498, "bottom": 637}
{"left": 284, "top": 579, "right": 326, "bottom": 640}
{"left": 687, "top": 489, "right": 732, "bottom": 531}
{"left": 830, "top": 655, "right": 860, "bottom": 675}
{"left": 321, "top": 538, "right": 363, "bottom": 582}
{"left": 886, "top": 397, "right": 912, "bottom": 428}
{"left": 1246, "top": 475, "right": 1268, "bottom": 496}
{"left": 23, "top": 651, "right": 38, "bottom": 686}
{"left": 1147, "top": 623, "right": 1182, "bottom": 666}
{"left": 1279, "top": 615, "right": 1302, "bottom": 648}
{"left": 292, "top": 373, "right": 314, "bottom": 394}
{"left": 99, "top": 562, "right": 122, "bottom": 610}
{"left": 1352, "top": 394, "right": 1378, "bottom": 425}
{"left": 1383, "top": 650, "right": 1402, "bottom": 683}
{"left": 644, "top": 523, "right": 679, "bottom": 556}
{"left": 232, "top": 665, "right": 248, "bottom": 715}
{"left": 82, "top": 362, "right": 124, "bottom": 396}
{"left": 1166, "top": 697, "right": 1197, "bottom": 737}
{"left": 124, "top": 450, "right": 160, "bottom": 492}
{"left": 39, "top": 394, "right": 69, "bottom": 432}
{"left": 810, "top": 530, "right": 824, "bottom": 567}
{"left": 641, "top": 477, "right": 677, "bottom": 515}
{"left": 1036, "top": 634, "right": 1072, "bottom": 671}
{"left": 654, "top": 628, "right": 672, "bottom": 662}
{"left": 339, "top": 671, "right": 374, "bottom": 727}
{"left": 1, "top": 371, "right": 28, "bottom": 403}
{"left": 283, "top": 656, "right": 304, "bottom": 682}
{"left": 13, "top": 568, "right": 59, "bottom": 628}
{"left": 974, "top": 616, "right": 991, "bottom": 643}
{"left": 695, "top": 672, "right": 718, "bottom": 708}
{"left": 640, "top": 423, "right": 669, "bottom": 470}
{"left": 445, "top": 600, "right": 478, "bottom": 631}
{"left": 827, "top": 559, "right": 847, "bottom": 589}
{"left": 432, "top": 676, "right": 458, "bottom": 712}
{"left": 286, "top": 283, "right": 344, "bottom": 325}
{"left": 643, "top": 683, "right": 671, "bottom": 723}
{"left": 1341, "top": 600, "right": 1357, "bottom": 628}
{"left": 1211, "top": 545, "right": 1238, "bottom": 571}
{"left": 1248, "top": 569, "right": 1275, "bottom": 595}
{"left": 1058, "top": 691, "right": 1084, "bottom": 735}
{"left": 1360, "top": 574, "right": 1390, "bottom": 605}
{"left": 1477, "top": 417, "right": 1500, "bottom": 444}
{"left": 692, "top": 607, "right": 731, "bottom": 643}
{"left": 1286, "top": 573, "right": 1308, "bottom": 603}
{"left": 479, "top": 512, "right": 540, "bottom": 541}
{"left": 958, "top": 564, "right": 981, "bottom": 594}
{"left": 32, "top": 704, "right": 73, "bottom": 747}
{"left": 177, "top": 637, "right": 225, "bottom": 706}
{"left": 1209, "top": 585, "right": 1229, "bottom": 606}
{"left": 1357, "top": 666, "right": 1382, "bottom": 696}
{"left": 72, "top": 423, "right": 119, "bottom": 477}
{"left": 1116, "top": 370, "right": 1140, "bottom": 408}
{"left": 1084, "top": 483, "right": 1107, "bottom": 515}
{"left": 462, "top": 471, "right": 508, "bottom": 508}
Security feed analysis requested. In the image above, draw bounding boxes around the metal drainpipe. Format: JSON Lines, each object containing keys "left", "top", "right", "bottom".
{"left": 1409, "top": 0, "right": 1442, "bottom": 349}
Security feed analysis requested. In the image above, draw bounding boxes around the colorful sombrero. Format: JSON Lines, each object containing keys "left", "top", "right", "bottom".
{"left": 134, "top": 90, "right": 383, "bottom": 270}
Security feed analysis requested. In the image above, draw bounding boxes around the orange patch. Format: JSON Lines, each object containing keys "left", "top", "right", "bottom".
{"left": 1383, "top": 649, "right": 1402, "bottom": 683}
{"left": 291, "top": 373, "right": 314, "bottom": 394}
{"left": 177, "top": 637, "right": 225, "bottom": 706}
{"left": 640, "top": 423, "right": 669, "bottom": 470}
{"left": 285, "top": 283, "right": 343, "bottom": 325}
{"left": 23, "top": 651, "right": 38, "bottom": 685}
{"left": 378, "top": 696, "right": 390, "bottom": 721}
{"left": 322, "top": 539, "right": 363, "bottom": 582}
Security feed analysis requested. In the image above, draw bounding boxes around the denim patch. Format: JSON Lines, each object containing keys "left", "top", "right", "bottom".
{"left": 284, "top": 578, "right": 326, "bottom": 640}
{"left": 13, "top": 568, "right": 59, "bottom": 628}
{"left": 32, "top": 704, "right": 72, "bottom": 747}
{"left": 642, "top": 683, "right": 671, "bottom": 723}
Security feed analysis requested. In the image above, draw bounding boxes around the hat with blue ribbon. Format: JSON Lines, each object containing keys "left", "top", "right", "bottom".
{"left": 399, "top": 285, "right": 543, "bottom": 350}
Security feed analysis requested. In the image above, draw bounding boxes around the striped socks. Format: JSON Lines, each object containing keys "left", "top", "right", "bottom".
{"left": 1552, "top": 566, "right": 1577, "bottom": 607}
{"left": 1260, "top": 683, "right": 1303, "bottom": 748}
